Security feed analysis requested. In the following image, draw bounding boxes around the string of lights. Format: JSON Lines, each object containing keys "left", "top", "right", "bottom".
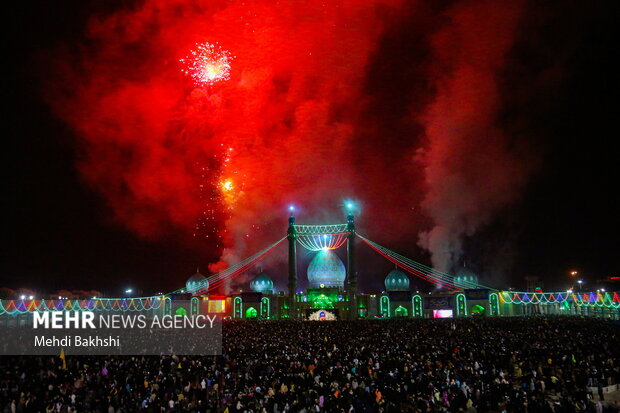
{"left": 358, "top": 235, "right": 460, "bottom": 291}
{"left": 293, "top": 224, "right": 350, "bottom": 235}
{"left": 189, "top": 237, "right": 286, "bottom": 294}
{"left": 0, "top": 238, "right": 286, "bottom": 315}
{"left": 296, "top": 233, "right": 348, "bottom": 251}
{"left": 358, "top": 235, "right": 492, "bottom": 291}
{"left": 501, "top": 291, "right": 620, "bottom": 308}
{"left": 0, "top": 297, "right": 165, "bottom": 316}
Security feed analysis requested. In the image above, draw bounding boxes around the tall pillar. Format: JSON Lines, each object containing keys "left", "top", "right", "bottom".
{"left": 346, "top": 212, "right": 358, "bottom": 319}
{"left": 287, "top": 215, "right": 297, "bottom": 319}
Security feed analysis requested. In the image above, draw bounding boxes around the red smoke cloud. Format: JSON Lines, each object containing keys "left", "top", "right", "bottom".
{"left": 417, "top": 0, "right": 536, "bottom": 273}
{"left": 46, "top": 0, "right": 535, "bottom": 286}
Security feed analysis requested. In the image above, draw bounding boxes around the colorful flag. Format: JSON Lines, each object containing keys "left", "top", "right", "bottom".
{"left": 59, "top": 348, "right": 67, "bottom": 370}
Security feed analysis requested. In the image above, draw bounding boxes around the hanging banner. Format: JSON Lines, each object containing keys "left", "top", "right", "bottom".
{"left": 424, "top": 296, "right": 453, "bottom": 310}
{"left": 465, "top": 289, "right": 490, "bottom": 300}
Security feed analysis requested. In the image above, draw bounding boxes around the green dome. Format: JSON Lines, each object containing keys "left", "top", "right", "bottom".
{"left": 385, "top": 268, "right": 410, "bottom": 291}
{"left": 307, "top": 250, "right": 346, "bottom": 289}
{"left": 250, "top": 272, "right": 274, "bottom": 294}
{"left": 186, "top": 271, "right": 208, "bottom": 294}
{"left": 454, "top": 267, "right": 478, "bottom": 288}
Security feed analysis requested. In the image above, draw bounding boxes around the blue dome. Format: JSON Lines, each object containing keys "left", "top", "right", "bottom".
{"left": 385, "top": 268, "right": 410, "bottom": 291}
{"left": 454, "top": 267, "right": 478, "bottom": 288}
{"left": 186, "top": 271, "right": 208, "bottom": 294}
{"left": 307, "top": 250, "right": 346, "bottom": 289}
{"left": 250, "top": 272, "right": 274, "bottom": 294}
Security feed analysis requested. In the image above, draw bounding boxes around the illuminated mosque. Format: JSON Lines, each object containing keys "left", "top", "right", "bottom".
{"left": 164, "top": 210, "right": 620, "bottom": 321}
{"left": 178, "top": 212, "right": 545, "bottom": 320}
{"left": 5, "top": 209, "right": 603, "bottom": 321}
{"left": 2, "top": 211, "right": 618, "bottom": 320}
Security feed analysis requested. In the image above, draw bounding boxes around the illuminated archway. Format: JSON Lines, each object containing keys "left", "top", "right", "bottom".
{"left": 175, "top": 307, "right": 187, "bottom": 316}
{"left": 456, "top": 293, "right": 467, "bottom": 317}
{"left": 394, "top": 305, "right": 408, "bottom": 317}
{"left": 260, "top": 297, "right": 270, "bottom": 319}
{"left": 190, "top": 297, "right": 199, "bottom": 316}
{"left": 234, "top": 297, "right": 242, "bottom": 318}
{"left": 412, "top": 295, "right": 423, "bottom": 317}
{"left": 164, "top": 297, "right": 172, "bottom": 316}
{"left": 245, "top": 306, "right": 257, "bottom": 319}
{"left": 380, "top": 296, "right": 390, "bottom": 317}
{"left": 471, "top": 304, "right": 486, "bottom": 315}
{"left": 489, "top": 293, "right": 500, "bottom": 316}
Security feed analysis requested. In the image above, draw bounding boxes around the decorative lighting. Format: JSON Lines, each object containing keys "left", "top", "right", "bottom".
{"left": 297, "top": 233, "right": 348, "bottom": 251}
{"left": 344, "top": 200, "right": 357, "bottom": 212}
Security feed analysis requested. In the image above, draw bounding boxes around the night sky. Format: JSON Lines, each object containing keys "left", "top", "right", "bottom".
{"left": 3, "top": 0, "right": 619, "bottom": 296}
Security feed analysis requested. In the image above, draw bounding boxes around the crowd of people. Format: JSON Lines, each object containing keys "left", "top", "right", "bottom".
{"left": 1, "top": 316, "right": 619, "bottom": 412}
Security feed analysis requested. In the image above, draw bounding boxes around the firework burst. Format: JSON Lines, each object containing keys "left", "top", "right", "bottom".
{"left": 180, "top": 42, "right": 233, "bottom": 86}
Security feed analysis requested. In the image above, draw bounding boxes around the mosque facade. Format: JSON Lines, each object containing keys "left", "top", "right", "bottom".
{"left": 175, "top": 214, "right": 616, "bottom": 320}
{"left": 182, "top": 251, "right": 506, "bottom": 320}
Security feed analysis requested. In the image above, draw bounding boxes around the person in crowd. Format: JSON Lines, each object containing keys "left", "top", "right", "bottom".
{"left": 1, "top": 316, "right": 618, "bottom": 412}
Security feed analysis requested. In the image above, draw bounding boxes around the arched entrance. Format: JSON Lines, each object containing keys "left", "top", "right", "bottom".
{"left": 175, "top": 307, "right": 187, "bottom": 316}
{"left": 380, "top": 296, "right": 390, "bottom": 318}
{"left": 245, "top": 307, "right": 257, "bottom": 319}
{"left": 471, "top": 304, "right": 486, "bottom": 316}
{"left": 394, "top": 306, "right": 408, "bottom": 317}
